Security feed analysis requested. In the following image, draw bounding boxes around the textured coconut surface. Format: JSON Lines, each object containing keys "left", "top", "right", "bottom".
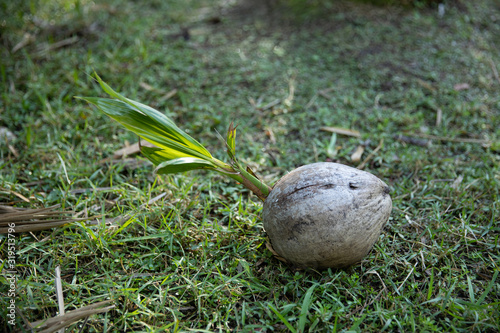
{"left": 263, "top": 163, "right": 392, "bottom": 269}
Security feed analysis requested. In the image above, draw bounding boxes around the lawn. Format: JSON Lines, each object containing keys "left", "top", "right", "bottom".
{"left": 1, "top": 0, "right": 499, "bottom": 332}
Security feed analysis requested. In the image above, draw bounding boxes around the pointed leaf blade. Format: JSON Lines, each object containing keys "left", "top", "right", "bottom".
{"left": 154, "top": 157, "right": 216, "bottom": 175}
{"left": 226, "top": 122, "right": 237, "bottom": 156}
{"left": 79, "top": 74, "right": 213, "bottom": 159}
{"left": 141, "top": 146, "right": 193, "bottom": 166}
{"left": 78, "top": 97, "right": 212, "bottom": 160}
{"left": 94, "top": 74, "right": 208, "bottom": 154}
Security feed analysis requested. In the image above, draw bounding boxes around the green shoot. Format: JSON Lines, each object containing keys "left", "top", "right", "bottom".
{"left": 76, "top": 73, "right": 271, "bottom": 201}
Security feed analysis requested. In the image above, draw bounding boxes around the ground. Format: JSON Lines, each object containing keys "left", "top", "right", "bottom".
{"left": 0, "top": 0, "right": 499, "bottom": 332}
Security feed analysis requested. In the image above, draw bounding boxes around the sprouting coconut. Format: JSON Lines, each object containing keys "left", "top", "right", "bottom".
{"left": 78, "top": 74, "right": 392, "bottom": 269}
{"left": 263, "top": 162, "right": 391, "bottom": 269}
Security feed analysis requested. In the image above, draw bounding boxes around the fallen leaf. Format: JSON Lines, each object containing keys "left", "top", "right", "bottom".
{"left": 12, "top": 33, "right": 35, "bottom": 53}
{"left": 318, "top": 87, "right": 335, "bottom": 99}
{"left": 266, "top": 241, "right": 288, "bottom": 263}
{"left": 453, "top": 83, "right": 470, "bottom": 91}
{"left": 320, "top": 126, "right": 361, "bottom": 138}
{"left": 113, "top": 140, "right": 157, "bottom": 159}
{"left": 260, "top": 98, "right": 281, "bottom": 111}
{"left": 417, "top": 79, "right": 436, "bottom": 92}
{"left": 451, "top": 175, "right": 464, "bottom": 189}
{"left": 159, "top": 89, "right": 178, "bottom": 102}
{"left": 436, "top": 108, "right": 442, "bottom": 127}
{"left": 140, "top": 82, "right": 177, "bottom": 102}
{"left": 394, "top": 134, "right": 429, "bottom": 147}
{"left": 8, "top": 144, "right": 19, "bottom": 157}
{"left": 265, "top": 127, "right": 276, "bottom": 144}
{"left": 10, "top": 190, "right": 30, "bottom": 203}
{"left": 248, "top": 97, "right": 256, "bottom": 107}
{"left": 0, "top": 127, "right": 17, "bottom": 142}
{"left": 35, "top": 36, "right": 79, "bottom": 57}
{"left": 139, "top": 82, "right": 156, "bottom": 92}
{"left": 351, "top": 145, "right": 365, "bottom": 163}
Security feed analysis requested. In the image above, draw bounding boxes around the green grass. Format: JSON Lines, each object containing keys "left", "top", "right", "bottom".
{"left": 1, "top": 0, "right": 499, "bottom": 331}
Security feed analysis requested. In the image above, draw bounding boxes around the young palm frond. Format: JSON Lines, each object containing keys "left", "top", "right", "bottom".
{"left": 77, "top": 74, "right": 271, "bottom": 201}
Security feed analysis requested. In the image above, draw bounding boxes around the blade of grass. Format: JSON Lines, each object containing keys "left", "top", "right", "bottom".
{"left": 297, "top": 284, "right": 317, "bottom": 333}
{"left": 475, "top": 270, "right": 498, "bottom": 305}
{"left": 107, "top": 232, "right": 173, "bottom": 245}
{"left": 109, "top": 214, "right": 137, "bottom": 240}
{"left": 427, "top": 267, "right": 434, "bottom": 301}
{"left": 467, "top": 275, "right": 476, "bottom": 304}
{"left": 441, "top": 280, "right": 457, "bottom": 311}
{"left": 350, "top": 313, "right": 368, "bottom": 332}
{"left": 268, "top": 303, "right": 297, "bottom": 333}
{"left": 57, "top": 152, "right": 71, "bottom": 185}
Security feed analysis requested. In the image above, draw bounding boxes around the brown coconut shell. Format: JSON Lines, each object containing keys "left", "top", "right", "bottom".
{"left": 263, "top": 162, "right": 392, "bottom": 269}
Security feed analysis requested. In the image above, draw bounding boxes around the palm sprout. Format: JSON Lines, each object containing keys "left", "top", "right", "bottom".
{"left": 77, "top": 74, "right": 271, "bottom": 201}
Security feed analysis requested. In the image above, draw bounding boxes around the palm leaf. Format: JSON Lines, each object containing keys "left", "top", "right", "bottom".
{"left": 154, "top": 157, "right": 216, "bottom": 175}
{"left": 96, "top": 75, "right": 212, "bottom": 157}
{"left": 78, "top": 73, "right": 272, "bottom": 200}
{"left": 80, "top": 97, "right": 212, "bottom": 161}
{"left": 76, "top": 74, "right": 212, "bottom": 161}
{"left": 140, "top": 146, "right": 190, "bottom": 165}
{"left": 226, "top": 121, "right": 237, "bottom": 158}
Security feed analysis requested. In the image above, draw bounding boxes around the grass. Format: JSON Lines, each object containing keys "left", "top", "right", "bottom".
{"left": 1, "top": 0, "right": 499, "bottom": 331}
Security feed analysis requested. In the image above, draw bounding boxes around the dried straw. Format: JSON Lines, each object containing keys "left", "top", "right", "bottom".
{"left": 0, "top": 204, "right": 98, "bottom": 233}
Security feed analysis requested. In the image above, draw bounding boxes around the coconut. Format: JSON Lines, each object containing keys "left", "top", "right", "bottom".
{"left": 262, "top": 162, "right": 392, "bottom": 269}
{"left": 85, "top": 77, "right": 393, "bottom": 270}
